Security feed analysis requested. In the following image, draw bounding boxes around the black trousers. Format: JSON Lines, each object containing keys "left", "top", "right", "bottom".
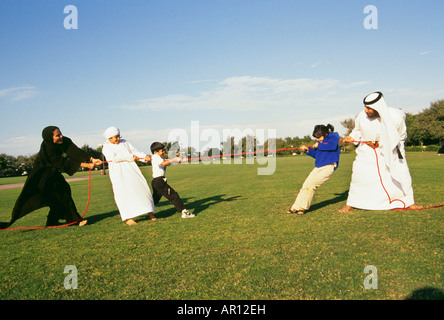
{"left": 151, "top": 177, "right": 185, "bottom": 212}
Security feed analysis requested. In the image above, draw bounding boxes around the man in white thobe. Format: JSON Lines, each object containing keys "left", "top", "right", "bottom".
{"left": 339, "top": 92, "right": 422, "bottom": 212}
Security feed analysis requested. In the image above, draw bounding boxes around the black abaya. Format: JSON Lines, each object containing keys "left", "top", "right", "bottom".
{"left": 0, "top": 127, "right": 91, "bottom": 228}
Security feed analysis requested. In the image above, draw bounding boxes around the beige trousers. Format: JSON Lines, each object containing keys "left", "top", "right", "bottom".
{"left": 291, "top": 164, "right": 336, "bottom": 211}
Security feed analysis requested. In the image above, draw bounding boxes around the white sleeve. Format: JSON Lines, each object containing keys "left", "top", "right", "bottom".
{"left": 126, "top": 142, "right": 148, "bottom": 162}
{"left": 102, "top": 144, "right": 133, "bottom": 163}
{"left": 396, "top": 109, "right": 407, "bottom": 142}
{"left": 393, "top": 108, "right": 407, "bottom": 152}
{"left": 349, "top": 112, "right": 363, "bottom": 144}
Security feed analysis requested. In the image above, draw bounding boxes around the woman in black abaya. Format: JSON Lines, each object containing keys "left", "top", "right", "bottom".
{"left": 0, "top": 126, "right": 102, "bottom": 228}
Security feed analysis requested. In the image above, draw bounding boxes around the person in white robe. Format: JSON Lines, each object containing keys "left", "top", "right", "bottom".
{"left": 339, "top": 92, "right": 422, "bottom": 212}
{"left": 102, "top": 127, "right": 156, "bottom": 225}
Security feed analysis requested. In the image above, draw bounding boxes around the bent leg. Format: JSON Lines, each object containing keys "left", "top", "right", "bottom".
{"left": 291, "top": 165, "right": 335, "bottom": 211}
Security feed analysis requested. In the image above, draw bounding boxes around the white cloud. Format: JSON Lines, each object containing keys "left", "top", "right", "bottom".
{"left": 70, "top": 128, "right": 175, "bottom": 155}
{"left": 0, "top": 135, "right": 41, "bottom": 156}
{"left": 118, "top": 76, "right": 367, "bottom": 112}
{"left": 0, "top": 86, "right": 38, "bottom": 101}
{"left": 311, "top": 61, "right": 322, "bottom": 68}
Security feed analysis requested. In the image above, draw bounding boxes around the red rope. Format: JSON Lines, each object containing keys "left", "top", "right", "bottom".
{"left": 0, "top": 158, "right": 141, "bottom": 231}
{"left": 1, "top": 168, "right": 92, "bottom": 231}
{"left": 185, "top": 146, "right": 314, "bottom": 161}
{"left": 353, "top": 140, "right": 443, "bottom": 211}
{"left": 176, "top": 143, "right": 443, "bottom": 211}
{"left": 1, "top": 141, "right": 442, "bottom": 231}
{"left": 372, "top": 147, "right": 406, "bottom": 209}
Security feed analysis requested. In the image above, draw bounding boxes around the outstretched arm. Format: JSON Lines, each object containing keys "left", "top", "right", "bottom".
{"left": 160, "top": 157, "right": 182, "bottom": 167}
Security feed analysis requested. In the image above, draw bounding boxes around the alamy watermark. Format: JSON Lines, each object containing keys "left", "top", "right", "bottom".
{"left": 167, "top": 121, "right": 277, "bottom": 175}
{"left": 364, "top": 265, "right": 378, "bottom": 289}
{"left": 64, "top": 5, "right": 78, "bottom": 30}
{"left": 64, "top": 4, "right": 379, "bottom": 31}
{"left": 64, "top": 265, "right": 78, "bottom": 289}
{"left": 363, "top": 5, "right": 378, "bottom": 30}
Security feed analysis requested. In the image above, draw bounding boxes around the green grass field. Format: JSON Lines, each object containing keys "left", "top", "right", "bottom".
{"left": 0, "top": 153, "right": 442, "bottom": 300}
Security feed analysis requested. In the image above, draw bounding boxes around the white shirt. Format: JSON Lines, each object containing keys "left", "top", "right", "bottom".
{"left": 151, "top": 154, "right": 166, "bottom": 178}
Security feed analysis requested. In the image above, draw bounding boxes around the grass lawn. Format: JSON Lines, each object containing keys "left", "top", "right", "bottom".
{"left": 0, "top": 153, "right": 442, "bottom": 300}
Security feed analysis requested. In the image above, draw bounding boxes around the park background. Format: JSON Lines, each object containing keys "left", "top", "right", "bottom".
{"left": 1, "top": 0, "right": 444, "bottom": 158}
{"left": 0, "top": 152, "right": 443, "bottom": 300}
{"left": 0, "top": 0, "right": 443, "bottom": 301}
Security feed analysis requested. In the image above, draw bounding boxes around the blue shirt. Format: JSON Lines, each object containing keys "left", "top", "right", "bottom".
{"left": 306, "top": 132, "right": 340, "bottom": 170}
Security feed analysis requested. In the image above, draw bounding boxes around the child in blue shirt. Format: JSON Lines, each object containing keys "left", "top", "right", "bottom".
{"left": 287, "top": 124, "right": 340, "bottom": 215}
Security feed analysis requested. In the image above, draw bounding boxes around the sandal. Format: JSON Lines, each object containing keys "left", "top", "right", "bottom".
{"left": 286, "top": 209, "right": 298, "bottom": 214}
{"left": 297, "top": 210, "right": 306, "bottom": 215}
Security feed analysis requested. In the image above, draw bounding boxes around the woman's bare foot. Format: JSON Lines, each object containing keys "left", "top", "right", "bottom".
{"left": 148, "top": 212, "right": 157, "bottom": 221}
{"left": 126, "top": 219, "right": 137, "bottom": 225}
{"left": 78, "top": 219, "right": 88, "bottom": 226}
{"left": 338, "top": 205, "right": 354, "bottom": 213}
{"left": 407, "top": 204, "right": 423, "bottom": 210}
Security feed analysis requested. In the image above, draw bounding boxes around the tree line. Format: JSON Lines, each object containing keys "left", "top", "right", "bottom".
{"left": 1, "top": 99, "right": 442, "bottom": 177}
{"left": 0, "top": 145, "right": 102, "bottom": 178}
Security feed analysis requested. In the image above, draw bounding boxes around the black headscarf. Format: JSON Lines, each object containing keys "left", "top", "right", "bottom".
{"left": 36, "top": 126, "right": 89, "bottom": 175}
{"left": 42, "top": 125, "right": 59, "bottom": 142}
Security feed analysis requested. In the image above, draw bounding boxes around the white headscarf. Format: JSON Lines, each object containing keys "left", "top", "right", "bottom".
{"left": 104, "top": 126, "right": 120, "bottom": 139}
{"left": 364, "top": 92, "right": 401, "bottom": 153}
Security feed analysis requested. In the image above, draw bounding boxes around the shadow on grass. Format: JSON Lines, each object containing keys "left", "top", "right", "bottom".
{"left": 86, "top": 210, "right": 120, "bottom": 225}
{"left": 404, "top": 287, "right": 444, "bottom": 300}
{"left": 309, "top": 190, "right": 349, "bottom": 212}
{"left": 85, "top": 194, "right": 242, "bottom": 224}
{"left": 0, "top": 209, "right": 121, "bottom": 231}
{"left": 146, "top": 194, "right": 242, "bottom": 220}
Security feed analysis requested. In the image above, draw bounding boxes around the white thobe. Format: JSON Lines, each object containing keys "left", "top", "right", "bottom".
{"left": 347, "top": 109, "right": 415, "bottom": 210}
{"left": 102, "top": 139, "right": 155, "bottom": 220}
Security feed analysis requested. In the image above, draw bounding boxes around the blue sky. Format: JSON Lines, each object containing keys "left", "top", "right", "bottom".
{"left": 1, "top": 0, "right": 443, "bottom": 156}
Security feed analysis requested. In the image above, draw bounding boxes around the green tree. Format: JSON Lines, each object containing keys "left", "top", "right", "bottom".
{"left": 0, "top": 154, "right": 7, "bottom": 176}
{"left": 236, "top": 135, "right": 259, "bottom": 155}
{"left": 341, "top": 117, "right": 356, "bottom": 136}
{"left": 221, "top": 136, "right": 235, "bottom": 157}
{"left": 81, "top": 144, "right": 102, "bottom": 160}
{"left": 412, "top": 99, "right": 444, "bottom": 145}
